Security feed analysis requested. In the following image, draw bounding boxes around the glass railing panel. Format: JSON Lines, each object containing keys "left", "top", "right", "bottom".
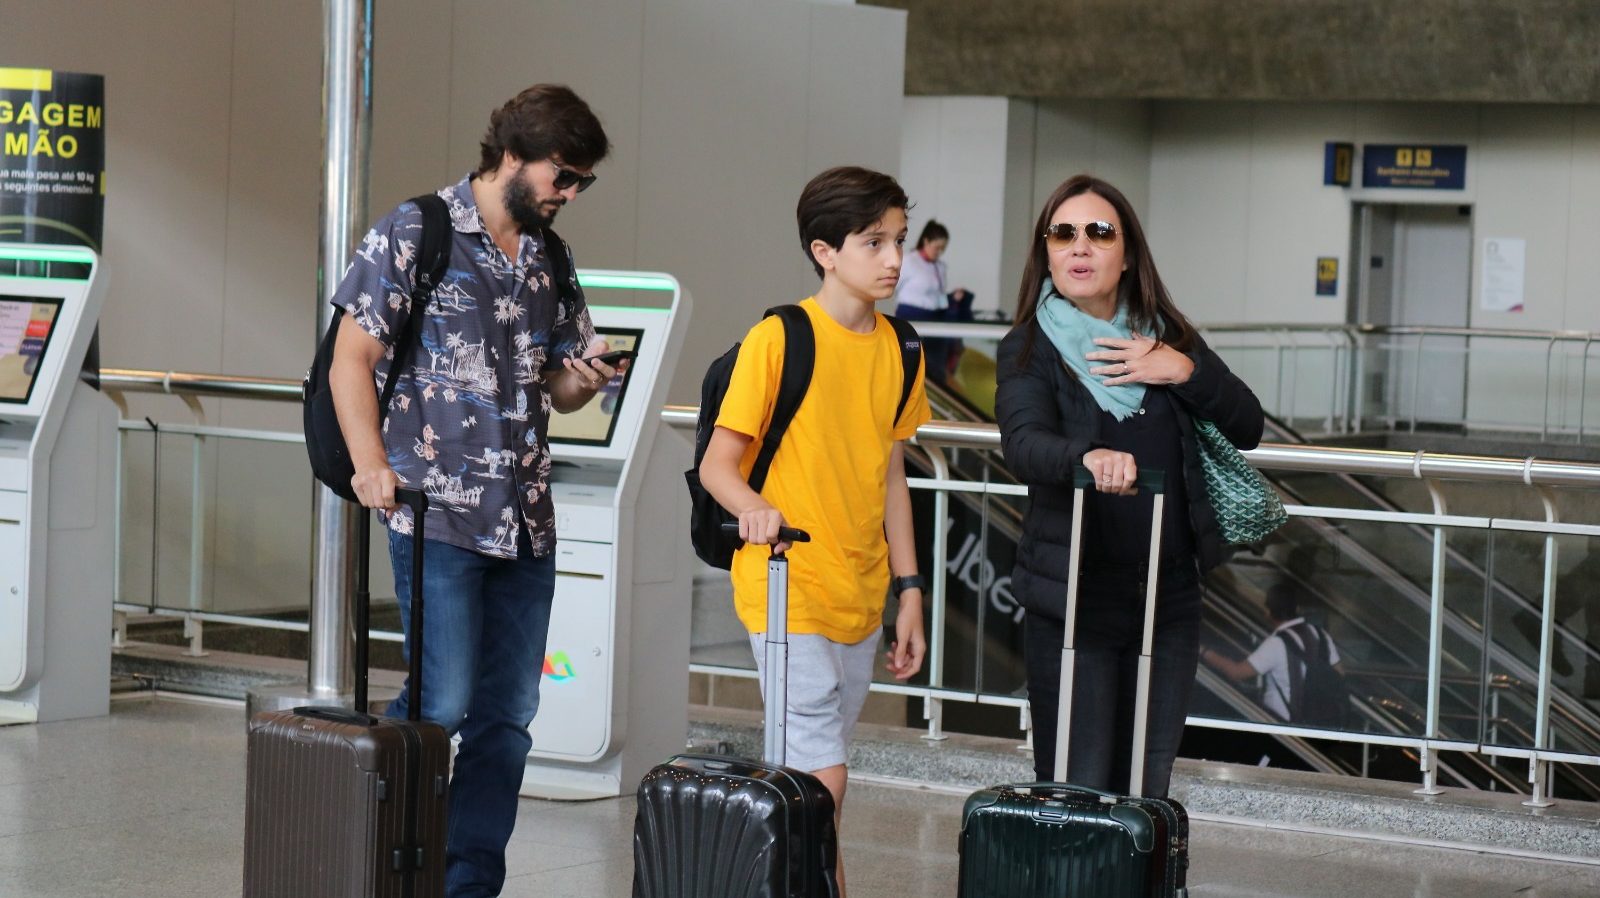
{"left": 688, "top": 557, "right": 752, "bottom": 671}
{"left": 1483, "top": 531, "right": 1600, "bottom": 758}
{"left": 1195, "top": 519, "right": 1492, "bottom": 742}
{"left": 208, "top": 437, "right": 319, "bottom": 617}
{"left": 116, "top": 428, "right": 157, "bottom": 606}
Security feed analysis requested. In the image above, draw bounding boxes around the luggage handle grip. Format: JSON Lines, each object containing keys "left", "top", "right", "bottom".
{"left": 393, "top": 487, "right": 427, "bottom": 514}
{"left": 719, "top": 519, "right": 811, "bottom": 550}
{"left": 1072, "top": 468, "right": 1165, "bottom": 493}
{"left": 1006, "top": 782, "right": 1123, "bottom": 805}
{"left": 292, "top": 705, "right": 377, "bottom": 727}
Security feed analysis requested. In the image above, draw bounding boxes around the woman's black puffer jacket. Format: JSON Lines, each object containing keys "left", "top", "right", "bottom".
{"left": 994, "top": 321, "right": 1266, "bottom": 621}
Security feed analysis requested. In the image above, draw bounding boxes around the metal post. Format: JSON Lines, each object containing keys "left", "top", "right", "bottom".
{"left": 1414, "top": 478, "right": 1447, "bottom": 795}
{"left": 1578, "top": 336, "right": 1592, "bottom": 442}
{"left": 1350, "top": 326, "right": 1367, "bottom": 434}
{"left": 307, "top": 0, "right": 374, "bottom": 704}
{"left": 1408, "top": 332, "right": 1426, "bottom": 432}
{"left": 923, "top": 444, "right": 951, "bottom": 742}
{"left": 926, "top": 446, "right": 950, "bottom": 690}
{"left": 249, "top": 0, "right": 373, "bottom": 718}
{"left": 1524, "top": 487, "right": 1560, "bottom": 808}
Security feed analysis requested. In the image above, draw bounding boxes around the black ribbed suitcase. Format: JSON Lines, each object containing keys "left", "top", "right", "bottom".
{"left": 243, "top": 489, "right": 449, "bottom": 898}
{"left": 633, "top": 524, "right": 841, "bottom": 898}
{"left": 957, "top": 470, "right": 1190, "bottom": 898}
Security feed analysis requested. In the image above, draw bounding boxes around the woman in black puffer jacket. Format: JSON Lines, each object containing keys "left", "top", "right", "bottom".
{"left": 995, "top": 174, "right": 1264, "bottom": 797}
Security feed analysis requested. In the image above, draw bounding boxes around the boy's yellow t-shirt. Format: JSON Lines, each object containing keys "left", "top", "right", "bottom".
{"left": 715, "top": 297, "right": 932, "bottom": 644}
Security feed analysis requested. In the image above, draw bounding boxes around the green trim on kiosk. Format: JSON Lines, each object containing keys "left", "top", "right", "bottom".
{"left": 576, "top": 273, "right": 675, "bottom": 291}
{"left": 0, "top": 247, "right": 97, "bottom": 282}
{"left": 0, "top": 247, "right": 97, "bottom": 265}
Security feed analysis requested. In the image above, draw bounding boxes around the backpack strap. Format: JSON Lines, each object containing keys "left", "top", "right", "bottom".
{"left": 748, "top": 305, "right": 814, "bottom": 493}
{"left": 378, "top": 193, "right": 451, "bottom": 423}
{"left": 540, "top": 227, "right": 578, "bottom": 318}
{"left": 1279, "top": 624, "right": 1311, "bottom": 721}
{"left": 884, "top": 313, "right": 922, "bottom": 427}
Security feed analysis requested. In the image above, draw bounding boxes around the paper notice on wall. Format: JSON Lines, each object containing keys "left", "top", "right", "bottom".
{"left": 1480, "top": 238, "right": 1525, "bottom": 313}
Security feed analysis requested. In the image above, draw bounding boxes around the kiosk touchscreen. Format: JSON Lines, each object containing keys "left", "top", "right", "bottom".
{"left": 521, "top": 271, "right": 693, "bottom": 800}
{"left": 0, "top": 244, "right": 117, "bottom": 725}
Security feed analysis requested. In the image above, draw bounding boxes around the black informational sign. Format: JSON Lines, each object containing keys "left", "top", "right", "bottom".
{"left": 0, "top": 69, "right": 106, "bottom": 250}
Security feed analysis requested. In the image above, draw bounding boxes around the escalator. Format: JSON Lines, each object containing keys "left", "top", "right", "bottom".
{"left": 911, "top": 376, "right": 1600, "bottom": 799}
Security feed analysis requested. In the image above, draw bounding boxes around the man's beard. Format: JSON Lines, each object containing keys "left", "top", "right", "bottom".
{"left": 504, "top": 176, "right": 559, "bottom": 231}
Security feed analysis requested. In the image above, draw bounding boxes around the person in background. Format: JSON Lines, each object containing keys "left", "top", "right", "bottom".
{"left": 893, "top": 219, "right": 970, "bottom": 386}
{"left": 1202, "top": 582, "right": 1347, "bottom": 724}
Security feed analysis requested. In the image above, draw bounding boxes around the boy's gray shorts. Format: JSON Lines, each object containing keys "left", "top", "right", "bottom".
{"left": 748, "top": 630, "right": 882, "bottom": 772}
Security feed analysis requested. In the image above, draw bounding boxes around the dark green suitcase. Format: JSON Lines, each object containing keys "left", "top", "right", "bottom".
{"left": 957, "top": 471, "right": 1189, "bottom": 897}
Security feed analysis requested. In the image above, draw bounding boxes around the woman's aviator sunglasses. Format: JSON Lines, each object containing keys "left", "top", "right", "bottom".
{"left": 550, "top": 160, "right": 598, "bottom": 194}
{"left": 1043, "top": 220, "right": 1118, "bottom": 251}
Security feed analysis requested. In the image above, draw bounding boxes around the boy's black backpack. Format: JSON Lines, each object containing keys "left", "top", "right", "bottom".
{"left": 683, "top": 306, "right": 923, "bottom": 569}
{"left": 1281, "top": 622, "right": 1350, "bottom": 728}
{"left": 303, "top": 193, "right": 577, "bottom": 503}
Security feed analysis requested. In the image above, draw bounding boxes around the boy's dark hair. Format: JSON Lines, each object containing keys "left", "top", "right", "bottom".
{"left": 916, "top": 219, "right": 949, "bottom": 248}
{"left": 795, "top": 166, "right": 909, "bottom": 278}
{"left": 478, "top": 84, "right": 611, "bottom": 174}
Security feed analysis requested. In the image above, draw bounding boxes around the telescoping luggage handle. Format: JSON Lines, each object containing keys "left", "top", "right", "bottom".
{"left": 1056, "top": 469, "right": 1165, "bottom": 797}
{"left": 294, "top": 488, "right": 428, "bottom": 725}
{"left": 720, "top": 520, "right": 811, "bottom": 766}
{"left": 357, "top": 488, "right": 428, "bottom": 721}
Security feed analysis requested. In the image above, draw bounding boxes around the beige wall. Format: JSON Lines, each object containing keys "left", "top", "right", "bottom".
{"left": 2, "top": 0, "right": 906, "bottom": 612}
{"left": 1148, "top": 101, "right": 1600, "bottom": 429}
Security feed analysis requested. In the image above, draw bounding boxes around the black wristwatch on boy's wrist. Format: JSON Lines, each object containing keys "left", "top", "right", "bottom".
{"left": 890, "top": 574, "right": 926, "bottom": 597}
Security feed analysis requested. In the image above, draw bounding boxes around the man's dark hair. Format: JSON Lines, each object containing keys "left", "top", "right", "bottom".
{"left": 796, "top": 166, "right": 909, "bottom": 278}
{"left": 477, "top": 84, "right": 610, "bottom": 174}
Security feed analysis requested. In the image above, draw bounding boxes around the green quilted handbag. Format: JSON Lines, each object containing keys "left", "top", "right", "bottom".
{"left": 1194, "top": 418, "right": 1286, "bottom": 544}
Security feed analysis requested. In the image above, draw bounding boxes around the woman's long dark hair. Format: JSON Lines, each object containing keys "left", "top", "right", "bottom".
{"left": 1010, "top": 175, "right": 1196, "bottom": 369}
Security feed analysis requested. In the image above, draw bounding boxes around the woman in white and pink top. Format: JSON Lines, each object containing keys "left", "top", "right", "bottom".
{"left": 894, "top": 220, "right": 969, "bottom": 384}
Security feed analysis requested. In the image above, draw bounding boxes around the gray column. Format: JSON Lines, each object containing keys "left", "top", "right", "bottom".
{"left": 309, "top": 0, "right": 374, "bottom": 702}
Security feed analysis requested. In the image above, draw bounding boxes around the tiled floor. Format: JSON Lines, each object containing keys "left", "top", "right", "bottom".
{"left": 3, "top": 697, "right": 1599, "bottom": 898}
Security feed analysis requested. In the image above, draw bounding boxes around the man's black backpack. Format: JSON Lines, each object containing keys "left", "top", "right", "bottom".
{"left": 303, "top": 192, "right": 577, "bottom": 503}
{"left": 1281, "top": 622, "right": 1350, "bottom": 728}
{"left": 683, "top": 306, "right": 923, "bottom": 569}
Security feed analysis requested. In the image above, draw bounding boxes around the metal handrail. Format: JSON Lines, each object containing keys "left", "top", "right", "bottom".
{"left": 93, "top": 367, "right": 1600, "bottom": 489}
{"left": 98, "top": 367, "right": 302, "bottom": 401}
{"left": 890, "top": 320, "right": 1600, "bottom": 343}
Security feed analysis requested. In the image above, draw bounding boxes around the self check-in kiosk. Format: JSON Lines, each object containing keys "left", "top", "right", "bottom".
{"left": 521, "top": 270, "right": 692, "bottom": 799}
{"left": 0, "top": 243, "right": 117, "bottom": 725}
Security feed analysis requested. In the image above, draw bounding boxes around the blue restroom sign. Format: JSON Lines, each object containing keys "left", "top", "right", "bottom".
{"left": 1362, "top": 144, "right": 1466, "bottom": 190}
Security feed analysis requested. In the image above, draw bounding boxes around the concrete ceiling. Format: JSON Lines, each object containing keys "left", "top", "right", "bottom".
{"left": 865, "top": 0, "right": 1600, "bottom": 103}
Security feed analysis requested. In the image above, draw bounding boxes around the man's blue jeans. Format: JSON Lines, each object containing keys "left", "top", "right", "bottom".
{"left": 386, "top": 527, "right": 556, "bottom": 898}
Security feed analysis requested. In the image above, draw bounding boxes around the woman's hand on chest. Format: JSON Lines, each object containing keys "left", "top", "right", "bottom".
{"left": 1086, "top": 331, "right": 1195, "bottom": 386}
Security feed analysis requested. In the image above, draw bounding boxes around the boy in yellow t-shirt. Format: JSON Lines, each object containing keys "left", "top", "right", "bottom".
{"left": 699, "top": 166, "right": 931, "bottom": 895}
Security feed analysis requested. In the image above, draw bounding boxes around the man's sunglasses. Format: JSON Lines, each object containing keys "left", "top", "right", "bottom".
{"left": 1043, "top": 220, "right": 1118, "bottom": 251}
{"left": 550, "top": 161, "right": 598, "bottom": 194}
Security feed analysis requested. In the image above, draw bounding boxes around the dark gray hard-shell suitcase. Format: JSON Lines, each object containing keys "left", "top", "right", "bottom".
{"left": 243, "top": 489, "right": 449, "bottom": 898}
{"left": 958, "top": 470, "right": 1190, "bottom": 897}
{"left": 633, "top": 523, "right": 841, "bottom": 898}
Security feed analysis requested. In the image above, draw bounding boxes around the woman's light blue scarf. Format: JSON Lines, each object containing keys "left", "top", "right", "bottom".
{"left": 1035, "top": 281, "right": 1146, "bottom": 420}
